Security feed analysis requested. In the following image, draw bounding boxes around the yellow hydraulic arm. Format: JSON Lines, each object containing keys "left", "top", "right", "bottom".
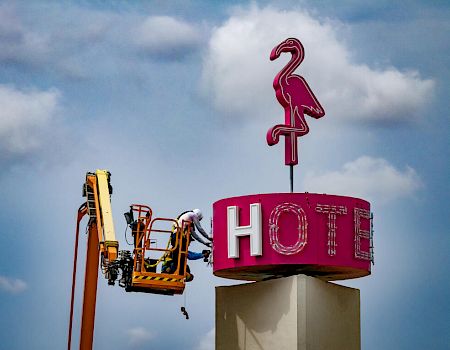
{"left": 86, "top": 170, "right": 118, "bottom": 261}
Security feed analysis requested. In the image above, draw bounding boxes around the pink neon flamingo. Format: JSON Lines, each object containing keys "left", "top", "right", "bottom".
{"left": 267, "top": 38, "right": 325, "bottom": 165}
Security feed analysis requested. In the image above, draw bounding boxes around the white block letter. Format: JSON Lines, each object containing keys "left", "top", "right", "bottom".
{"left": 227, "top": 203, "right": 262, "bottom": 259}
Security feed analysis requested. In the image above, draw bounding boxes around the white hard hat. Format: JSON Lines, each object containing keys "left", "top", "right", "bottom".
{"left": 193, "top": 209, "right": 203, "bottom": 220}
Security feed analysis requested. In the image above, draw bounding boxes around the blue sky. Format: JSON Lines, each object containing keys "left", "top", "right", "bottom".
{"left": 0, "top": 1, "right": 448, "bottom": 349}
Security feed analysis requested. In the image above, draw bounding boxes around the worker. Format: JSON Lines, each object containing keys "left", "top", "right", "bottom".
{"left": 162, "top": 209, "right": 212, "bottom": 281}
{"left": 177, "top": 209, "right": 213, "bottom": 248}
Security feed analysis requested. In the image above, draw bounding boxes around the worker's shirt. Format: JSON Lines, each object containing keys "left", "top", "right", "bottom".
{"left": 178, "top": 211, "right": 212, "bottom": 246}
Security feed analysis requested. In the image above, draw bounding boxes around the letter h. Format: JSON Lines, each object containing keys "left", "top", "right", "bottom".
{"left": 227, "top": 203, "right": 262, "bottom": 259}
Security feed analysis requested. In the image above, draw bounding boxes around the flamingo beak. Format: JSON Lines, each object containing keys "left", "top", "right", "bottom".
{"left": 270, "top": 45, "right": 281, "bottom": 61}
{"left": 270, "top": 39, "right": 291, "bottom": 60}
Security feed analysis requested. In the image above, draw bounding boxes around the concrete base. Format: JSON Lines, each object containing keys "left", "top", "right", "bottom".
{"left": 216, "top": 275, "right": 360, "bottom": 350}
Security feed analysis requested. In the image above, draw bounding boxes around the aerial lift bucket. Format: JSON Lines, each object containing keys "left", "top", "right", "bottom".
{"left": 127, "top": 204, "right": 190, "bottom": 295}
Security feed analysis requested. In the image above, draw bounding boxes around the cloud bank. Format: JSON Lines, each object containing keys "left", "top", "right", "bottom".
{"left": 126, "top": 327, "right": 155, "bottom": 348}
{"left": 134, "top": 16, "right": 202, "bottom": 60}
{"left": 0, "top": 84, "right": 61, "bottom": 156}
{"left": 0, "top": 4, "right": 49, "bottom": 67}
{"left": 303, "top": 156, "right": 422, "bottom": 203}
{"left": 0, "top": 4, "right": 203, "bottom": 76}
{"left": 0, "top": 275, "right": 27, "bottom": 294}
{"left": 202, "top": 6, "right": 434, "bottom": 125}
{"left": 196, "top": 328, "right": 214, "bottom": 350}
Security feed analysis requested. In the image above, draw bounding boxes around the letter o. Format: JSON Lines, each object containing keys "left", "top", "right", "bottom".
{"left": 269, "top": 203, "right": 308, "bottom": 255}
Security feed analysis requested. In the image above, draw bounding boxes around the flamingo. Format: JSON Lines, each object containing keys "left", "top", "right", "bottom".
{"left": 267, "top": 38, "right": 325, "bottom": 166}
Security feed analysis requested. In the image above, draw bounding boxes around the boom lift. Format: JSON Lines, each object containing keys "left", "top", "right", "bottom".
{"left": 68, "top": 170, "right": 202, "bottom": 350}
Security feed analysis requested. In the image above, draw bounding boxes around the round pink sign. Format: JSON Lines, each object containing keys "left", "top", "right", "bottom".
{"left": 213, "top": 193, "right": 373, "bottom": 281}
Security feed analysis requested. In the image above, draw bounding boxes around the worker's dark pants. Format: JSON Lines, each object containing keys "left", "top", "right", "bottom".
{"left": 164, "top": 235, "right": 187, "bottom": 273}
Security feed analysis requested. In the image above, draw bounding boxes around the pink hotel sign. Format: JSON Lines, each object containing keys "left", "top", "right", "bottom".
{"left": 212, "top": 38, "right": 373, "bottom": 282}
{"left": 213, "top": 193, "right": 373, "bottom": 281}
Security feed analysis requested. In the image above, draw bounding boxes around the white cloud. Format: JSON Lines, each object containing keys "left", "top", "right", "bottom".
{"left": 196, "top": 328, "right": 214, "bottom": 350}
{"left": 134, "top": 16, "right": 201, "bottom": 59}
{"left": 0, "top": 275, "right": 27, "bottom": 294}
{"left": 0, "top": 84, "right": 61, "bottom": 155}
{"left": 127, "top": 327, "right": 155, "bottom": 348}
{"left": 302, "top": 156, "right": 422, "bottom": 203}
{"left": 201, "top": 6, "right": 434, "bottom": 125}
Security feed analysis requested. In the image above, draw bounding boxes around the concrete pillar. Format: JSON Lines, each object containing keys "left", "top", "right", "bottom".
{"left": 216, "top": 275, "right": 360, "bottom": 350}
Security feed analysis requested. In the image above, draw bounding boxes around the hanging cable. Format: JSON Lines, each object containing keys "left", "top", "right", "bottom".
{"left": 181, "top": 288, "right": 189, "bottom": 320}
{"left": 124, "top": 225, "right": 133, "bottom": 246}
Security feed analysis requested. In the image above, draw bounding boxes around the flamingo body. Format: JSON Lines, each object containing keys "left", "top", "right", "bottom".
{"left": 267, "top": 38, "right": 325, "bottom": 165}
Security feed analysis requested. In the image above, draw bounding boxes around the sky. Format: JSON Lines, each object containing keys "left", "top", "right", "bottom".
{"left": 0, "top": 0, "right": 448, "bottom": 349}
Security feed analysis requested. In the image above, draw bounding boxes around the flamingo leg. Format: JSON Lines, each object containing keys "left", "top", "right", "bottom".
{"left": 283, "top": 106, "right": 308, "bottom": 165}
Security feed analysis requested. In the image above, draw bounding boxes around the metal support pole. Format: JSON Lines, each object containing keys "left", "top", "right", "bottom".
{"left": 79, "top": 222, "right": 100, "bottom": 350}
{"left": 290, "top": 165, "right": 294, "bottom": 193}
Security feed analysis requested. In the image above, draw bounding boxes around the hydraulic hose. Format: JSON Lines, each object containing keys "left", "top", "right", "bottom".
{"left": 68, "top": 203, "right": 87, "bottom": 350}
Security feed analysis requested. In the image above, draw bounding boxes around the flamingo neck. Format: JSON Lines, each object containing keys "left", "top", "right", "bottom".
{"left": 278, "top": 48, "right": 302, "bottom": 82}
